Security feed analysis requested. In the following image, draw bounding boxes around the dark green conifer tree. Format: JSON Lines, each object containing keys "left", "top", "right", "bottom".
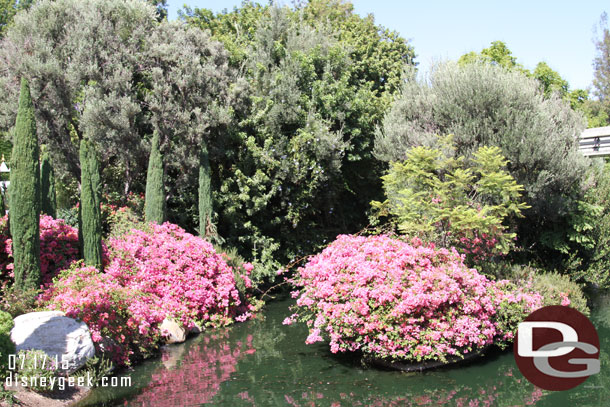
{"left": 9, "top": 78, "right": 41, "bottom": 290}
{"left": 79, "top": 138, "right": 103, "bottom": 271}
{"left": 198, "top": 140, "right": 212, "bottom": 237}
{"left": 40, "top": 151, "right": 56, "bottom": 218}
{"left": 145, "top": 132, "right": 165, "bottom": 224}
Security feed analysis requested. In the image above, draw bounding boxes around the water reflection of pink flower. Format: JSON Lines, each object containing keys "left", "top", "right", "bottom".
{"left": 129, "top": 332, "right": 255, "bottom": 406}
{"left": 253, "top": 371, "right": 545, "bottom": 407}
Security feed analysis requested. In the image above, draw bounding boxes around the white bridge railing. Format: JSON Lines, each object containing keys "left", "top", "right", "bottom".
{"left": 579, "top": 126, "right": 610, "bottom": 157}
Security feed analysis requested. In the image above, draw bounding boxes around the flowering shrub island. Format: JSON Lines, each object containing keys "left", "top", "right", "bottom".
{"left": 285, "top": 234, "right": 547, "bottom": 363}
{"left": 41, "top": 222, "right": 255, "bottom": 366}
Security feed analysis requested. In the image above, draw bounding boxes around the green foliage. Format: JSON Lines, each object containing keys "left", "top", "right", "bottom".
{"left": 79, "top": 138, "right": 103, "bottom": 271}
{"left": 459, "top": 41, "right": 601, "bottom": 126}
{"left": 0, "top": 0, "right": 160, "bottom": 185}
{"left": 40, "top": 150, "right": 56, "bottom": 218}
{"left": 213, "top": 244, "right": 249, "bottom": 296}
{"left": 182, "top": 2, "right": 415, "bottom": 273}
{"left": 108, "top": 206, "right": 145, "bottom": 239}
{"left": 458, "top": 41, "right": 524, "bottom": 72}
{"left": 372, "top": 136, "right": 528, "bottom": 261}
{"left": 0, "top": 136, "right": 11, "bottom": 163}
{"left": 9, "top": 77, "right": 40, "bottom": 291}
{"left": 532, "top": 61, "right": 569, "bottom": 98}
{"left": 144, "top": 132, "right": 165, "bottom": 224}
{"left": 15, "top": 349, "right": 57, "bottom": 392}
{"left": 56, "top": 207, "right": 78, "bottom": 228}
{"left": 491, "top": 263, "right": 589, "bottom": 316}
{"left": 0, "top": 309, "right": 15, "bottom": 379}
{"left": 0, "top": 285, "right": 40, "bottom": 317}
{"left": 375, "top": 62, "right": 590, "bottom": 269}
{"left": 0, "top": 309, "right": 12, "bottom": 335}
{"left": 0, "top": 0, "right": 34, "bottom": 38}
{"left": 532, "top": 272, "right": 589, "bottom": 315}
{"left": 198, "top": 141, "right": 212, "bottom": 237}
{"left": 564, "top": 161, "right": 610, "bottom": 288}
{"left": 72, "top": 355, "right": 114, "bottom": 387}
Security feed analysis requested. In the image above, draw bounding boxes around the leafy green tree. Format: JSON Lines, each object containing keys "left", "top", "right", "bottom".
{"left": 554, "top": 161, "right": 610, "bottom": 288}
{"left": 182, "top": 1, "right": 416, "bottom": 273}
{"left": 9, "top": 77, "right": 40, "bottom": 290}
{"left": 79, "top": 138, "right": 103, "bottom": 271}
{"left": 198, "top": 140, "right": 212, "bottom": 237}
{"left": 372, "top": 136, "right": 528, "bottom": 264}
{"left": 40, "top": 149, "right": 56, "bottom": 218}
{"left": 144, "top": 132, "right": 165, "bottom": 224}
{"left": 0, "top": 0, "right": 233, "bottom": 215}
{"left": 0, "top": 0, "right": 159, "bottom": 192}
{"left": 143, "top": 20, "right": 233, "bottom": 227}
{"left": 458, "top": 41, "right": 525, "bottom": 72}
{"left": 532, "top": 61, "right": 569, "bottom": 98}
{"left": 0, "top": 0, "right": 33, "bottom": 38}
{"left": 375, "top": 62, "right": 589, "bottom": 267}
{"left": 460, "top": 41, "right": 603, "bottom": 127}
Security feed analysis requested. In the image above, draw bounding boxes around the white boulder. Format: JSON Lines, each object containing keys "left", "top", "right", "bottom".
{"left": 10, "top": 311, "right": 95, "bottom": 374}
{"left": 160, "top": 318, "right": 186, "bottom": 344}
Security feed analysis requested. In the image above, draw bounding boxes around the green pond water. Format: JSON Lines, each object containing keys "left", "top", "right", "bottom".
{"left": 77, "top": 294, "right": 610, "bottom": 407}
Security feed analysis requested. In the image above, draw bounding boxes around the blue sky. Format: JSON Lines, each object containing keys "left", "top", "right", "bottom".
{"left": 166, "top": 1, "right": 609, "bottom": 92}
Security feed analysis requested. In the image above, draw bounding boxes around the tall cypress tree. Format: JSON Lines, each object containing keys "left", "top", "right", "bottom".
{"left": 198, "top": 140, "right": 212, "bottom": 237}
{"left": 79, "top": 138, "right": 103, "bottom": 271}
{"left": 144, "top": 132, "right": 165, "bottom": 224}
{"left": 9, "top": 78, "right": 41, "bottom": 290}
{"left": 40, "top": 151, "right": 56, "bottom": 218}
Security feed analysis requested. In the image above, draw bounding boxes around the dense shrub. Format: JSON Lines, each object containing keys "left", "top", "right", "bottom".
{"left": 106, "top": 222, "right": 246, "bottom": 327}
{"left": 505, "top": 265, "right": 590, "bottom": 315}
{"left": 561, "top": 161, "right": 610, "bottom": 288}
{"left": 286, "top": 235, "right": 543, "bottom": 362}
{"left": 0, "top": 310, "right": 15, "bottom": 378}
{"left": 375, "top": 62, "right": 590, "bottom": 269}
{"left": 183, "top": 2, "right": 415, "bottom": 275}
{"left": 372, "top": 137, "right": 528, "bottom": 264}
{"left": 41, "top": 264, "right": 164, "bottom": 366}
{"left": 0, "top": 215, "right": 100, "bottom": 286}
{"left": 106, "top": 206, "right": 145, "bottom": 239}
{"left": 0, "top": 284, "right": 40, "bottom": 317}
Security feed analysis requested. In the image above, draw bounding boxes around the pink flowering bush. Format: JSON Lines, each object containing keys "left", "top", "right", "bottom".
{"left": 286, "top": 234, "right": 543, "bottom": 362}
{"left": 41, "top": 222, "right": 255, "bottom": 366}
{"left": 0, "top": 215, "right": 108, "bottom": 286}
{"left": 40, "top": 264, "right": 165, "bottom": 366}
{"left": 106, "top": 222, "right": 245, "bottom": 329}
